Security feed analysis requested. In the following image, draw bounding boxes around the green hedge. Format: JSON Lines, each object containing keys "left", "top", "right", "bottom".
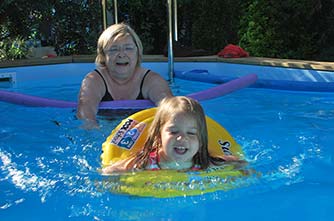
{"left": 0, "top": 0, "right": 333, "bottom": 61}
{"left": 239, "top": 0, "right": 334, "bottom": 60}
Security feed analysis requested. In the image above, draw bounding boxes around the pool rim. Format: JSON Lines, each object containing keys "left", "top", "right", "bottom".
{"left": 0, "top": 54, "right": 333, "bottom": 72}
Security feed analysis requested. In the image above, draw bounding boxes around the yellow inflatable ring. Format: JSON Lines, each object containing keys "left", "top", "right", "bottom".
{"left": 101, "top": 107, "right": 243, "bottom": 167}
{"left": 101, "top": 108, "right": 247, "bottom": 198}
{"left": 103, "top": 166, "right": 247, "bottom": 198}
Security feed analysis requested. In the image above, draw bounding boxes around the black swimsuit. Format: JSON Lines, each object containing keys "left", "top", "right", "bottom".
{"left": 94, "top": 69, "right": 150, "bottom": 101}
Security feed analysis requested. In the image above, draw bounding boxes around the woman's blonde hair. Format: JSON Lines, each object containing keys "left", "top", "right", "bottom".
{"left": 95, "top": 23, "right": 143, "bottom": 67}
{"left": 133, "top": 96, "right": 210, "bottom": 169}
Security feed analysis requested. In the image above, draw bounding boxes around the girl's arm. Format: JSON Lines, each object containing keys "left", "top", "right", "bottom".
{"left": 101, "top": 157, "right": 138, "bottom": 175}
{"left": 210, "top": 155, "right": 248, "bottom": 168}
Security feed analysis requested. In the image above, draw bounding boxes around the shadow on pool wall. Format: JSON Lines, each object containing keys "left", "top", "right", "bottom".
{"left": 0, "top": 55, "right": 334, "bottom": 91}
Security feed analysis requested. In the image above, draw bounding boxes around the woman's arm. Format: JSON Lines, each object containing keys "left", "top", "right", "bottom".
{"left": 143, "top": 71, "right": 173, "bottom": 105}
{"left": 77, "top": 72, "right": 105, "bottom": 129}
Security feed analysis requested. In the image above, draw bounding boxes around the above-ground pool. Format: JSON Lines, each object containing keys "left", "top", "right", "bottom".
{"left": 1, "top": 62, "right": 334, "bottom": 220}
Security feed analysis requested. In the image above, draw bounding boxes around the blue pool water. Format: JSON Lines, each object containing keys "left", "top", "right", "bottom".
{"left": 1, "top": 63, "right": 334, "bottom": 220}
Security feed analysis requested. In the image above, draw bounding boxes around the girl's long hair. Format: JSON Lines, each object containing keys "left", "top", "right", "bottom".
{"left": 132, "top": 96, "right": 210, "bottom": 170}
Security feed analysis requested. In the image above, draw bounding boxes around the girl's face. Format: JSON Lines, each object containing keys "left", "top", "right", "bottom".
{"left": 104, "top": 35, "right": 138, "bottom": 80}
{"left": 159, "top": 112, "right": 200, "bottom": 169}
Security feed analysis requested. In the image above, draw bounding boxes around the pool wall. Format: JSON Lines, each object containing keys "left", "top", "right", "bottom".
{"left": 174, "top": 62, "right": 334, "bottom": 91}
{"left": 0, "top": 56, "right": 333, "bottom": 91}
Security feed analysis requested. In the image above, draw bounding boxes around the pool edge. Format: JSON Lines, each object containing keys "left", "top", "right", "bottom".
{"left": 0, "top": 55, "right": 333, "bottom": 72}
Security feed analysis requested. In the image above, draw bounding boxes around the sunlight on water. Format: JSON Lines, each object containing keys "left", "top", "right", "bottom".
{"left": 1, "top": 82, "right": 334, "bottom": 220}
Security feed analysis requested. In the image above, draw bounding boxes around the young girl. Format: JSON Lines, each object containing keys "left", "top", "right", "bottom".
{"left": 102, "top": 96, "right": 243, "bottom": 174}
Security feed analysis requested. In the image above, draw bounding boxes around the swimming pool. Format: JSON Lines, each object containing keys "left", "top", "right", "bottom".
{"left": 1, "top": 62, "right": 334, "bottom": 220}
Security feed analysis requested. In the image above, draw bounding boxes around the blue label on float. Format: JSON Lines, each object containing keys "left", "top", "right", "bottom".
{"left": 111, "top": 119, "right": 146, "bottom": 150}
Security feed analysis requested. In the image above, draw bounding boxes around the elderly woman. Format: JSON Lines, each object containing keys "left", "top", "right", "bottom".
{"left": 77, "top": 23, "right": 173, "bottom": 128}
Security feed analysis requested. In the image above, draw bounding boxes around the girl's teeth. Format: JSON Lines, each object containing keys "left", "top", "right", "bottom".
{"left": 174, "top": 146, "right": 187, "bottom": 154}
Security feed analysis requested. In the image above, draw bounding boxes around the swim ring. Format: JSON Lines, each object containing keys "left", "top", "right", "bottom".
{"left": 101, "top": 108, "right": 243, "bottom": 166}
{"left": 101, "top": 108, "right": 247, "bottom": 198}
{"left": 102, "top": 166, "right": 247, "bottom": 198}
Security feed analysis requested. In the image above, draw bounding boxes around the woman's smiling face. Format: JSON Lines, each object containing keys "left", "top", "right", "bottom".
{"left": 104, "top": 35, "right": 138, "bottom": 80}
{"left": 158, "top": 112, "right": 200, "bottom": 169}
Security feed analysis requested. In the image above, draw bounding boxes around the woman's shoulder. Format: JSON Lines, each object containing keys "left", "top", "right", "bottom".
{"left": 82, "top": 69, "right": 96, "bottom": 79}
{"left": 81, "top": 69, "right": 107, "bottom": 89}
{"left": 143, "top": 69, "right": 166, "bottom": 81}
{"left": 84, "top": 68, "right": 108, "bottom": 81}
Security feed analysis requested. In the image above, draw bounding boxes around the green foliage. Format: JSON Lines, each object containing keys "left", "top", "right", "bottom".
{"left": 0, "top": 0, "right": 54, "bottom": 42}
{"left": 239, "top": 0, "right": 282, "bottom": 57}
{"left": 118, "top": 0, "right": 167, "bottom": 54}
{"left": 0, "top": 0, "right": 333, "bottom": 60}
{"left": 238, "top": 0, "right": 331, "bottom": 60}
{"left": 191, "top": 0, "right": 242, "bottom": 52}
{"left": 0, "top": 0, "right": 101, "bottom": 58}
{"left": 53, "top": 1, "right": 101, "bottom": 55}
{"left": 0, "top": 36, "right": 29, "bottom": 60}
{"left": 313, "top": 0, "right": 334, "bottom": 61}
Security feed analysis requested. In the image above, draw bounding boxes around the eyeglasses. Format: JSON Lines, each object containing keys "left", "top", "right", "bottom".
{"left": 104, "top": 44, "right": 137, "bottom": 56}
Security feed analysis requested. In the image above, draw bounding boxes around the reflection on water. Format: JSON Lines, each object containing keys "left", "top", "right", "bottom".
{"left": 1, "top": 86, "right": 334, "bottom": 220}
